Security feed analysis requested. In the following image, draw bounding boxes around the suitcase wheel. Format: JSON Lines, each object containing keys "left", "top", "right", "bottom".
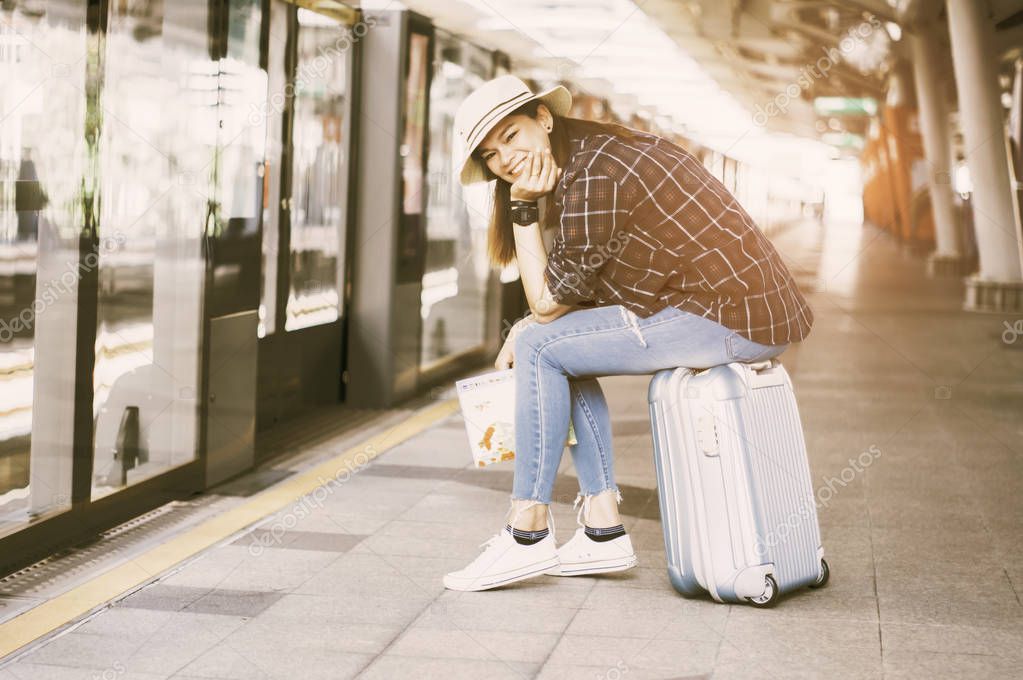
{"left": 745, "top": 574, "right": 779, "bottom": 608}
{"left": 808, "top": 558, "right": 830, "bottom": 589}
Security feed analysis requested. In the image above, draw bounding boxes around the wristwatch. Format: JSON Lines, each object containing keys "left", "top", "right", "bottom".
{"left": 509, "top": 200, "right": 539, "bottom": 226}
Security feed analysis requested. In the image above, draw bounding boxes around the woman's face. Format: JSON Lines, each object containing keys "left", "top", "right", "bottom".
{"left": 476, "top": 105, "right": 553, "bottom": 184}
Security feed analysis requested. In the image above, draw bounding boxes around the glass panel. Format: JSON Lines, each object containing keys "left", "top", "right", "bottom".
{"left": 395, "top": 30, "right": 429, "bottom": 284}
{"left": 258, "top": 0, "right": 289, "bottom": 337}
{"left": 419, "top": 35, "right": 493, "bottom": 367}
{"left": 284, "top": 8, "right": 353, "bottom": 331}
{"left": 91, "top": 0, "right": 212, "bottom": 499}
{"left": 209, "top": 0, "right": 268, "bottom": 318}
{"left": 0, "top": 0, "right": 87, "bottom": 536}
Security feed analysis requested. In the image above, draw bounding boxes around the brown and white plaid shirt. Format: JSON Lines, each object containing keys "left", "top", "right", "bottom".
{"left": 543, "top": 131, "right": 814, "bottom": 346}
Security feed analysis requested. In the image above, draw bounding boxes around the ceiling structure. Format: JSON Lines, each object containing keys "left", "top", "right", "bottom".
{"left": 368, "top": 0, "right": 1022, "bottom": 166}
{"left": 639, "top": 0, "right": 1023, "bottom": 138}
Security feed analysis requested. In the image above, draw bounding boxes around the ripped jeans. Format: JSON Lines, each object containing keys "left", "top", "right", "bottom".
{"left": 510, "top": 304, "right": 787, "bottom": 505}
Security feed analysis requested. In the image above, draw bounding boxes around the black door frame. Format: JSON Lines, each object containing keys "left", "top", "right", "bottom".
{"left": 255, "top": 0, "right": 363, "bottom": 432}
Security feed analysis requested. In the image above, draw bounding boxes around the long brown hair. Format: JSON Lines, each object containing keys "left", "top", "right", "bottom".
{"left": 481, "top": 100, "right": 635, "bottom": 268}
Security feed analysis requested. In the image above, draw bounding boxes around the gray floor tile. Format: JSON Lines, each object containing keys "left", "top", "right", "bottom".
{"left": 114, "top": 584, "right": 210, "bottom": 613}
{"left": 881, "top": 621, "right": 1023, "bottom": 659}
{"left": 234, "top": 528, "right": 367, "bottom": 553}
{"left": 3, "top": 664, "right": 169, "bottom": 680}
{"left": 358, "top": 656, "right": 537, "bottom": 680}
{"left": 386, "top": 627, "right": 560, "bottom": 663}
{"left": 224, "top": 618, "right": 402, "bottom": 656}
{"left": 537, "top": 663, "right": 705, "bottom": 680}
{"left": 11, "top": 632, "right": 145, "bottom": 671}
{"left": 161, "top": 545, "right": 342, "bottom": 593}
{"left": 626, "top": 638, "right": 720, "bottom": 675}
{"left": 257, "top": 592, "right": 431, "bottom": 627}
{"left": 541, "top": 631, "right": 647, "bottom": 669}
{"left": 175, "top": 644, "right": 274, "bottom": 679}
{"left": 155, "top": 548, "right": 256, "bottom": 590}
{"left": 182, "top": 590, "right": 284, "bottom": 618}
{"left": 185, "top": 644, "right": 372, "bottom": 680}
{"left": 114, "top": 615, "right": 250, "bottom": 676}
{"left": 292, "top": 551, "right": 442, "bottom": 600}
{"left": 413, "top": 597, "right": 578, "bottom": 635}
{"left": 882, "top": 649, "right": 1022, "bottom": 679}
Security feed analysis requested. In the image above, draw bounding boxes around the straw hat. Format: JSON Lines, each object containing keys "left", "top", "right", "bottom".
{"left": 454, "top": 75, "right": 572, "bottom": 186}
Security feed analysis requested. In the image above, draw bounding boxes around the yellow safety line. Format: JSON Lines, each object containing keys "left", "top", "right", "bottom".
{"left": 0, "top": 398, "right": 461, "bottom": 660}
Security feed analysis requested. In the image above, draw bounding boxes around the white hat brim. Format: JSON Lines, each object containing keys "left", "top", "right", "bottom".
{"left": 458, "top": 85, "right": 572, "bottom": 186}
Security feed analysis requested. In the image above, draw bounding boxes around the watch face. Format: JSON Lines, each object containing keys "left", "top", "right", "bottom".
{"left": 512, "top": 205, "right": 538, "bottom": 225}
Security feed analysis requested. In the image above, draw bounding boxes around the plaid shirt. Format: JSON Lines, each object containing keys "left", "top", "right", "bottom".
{"left": 543, "top": 131, "right": 814, "bottom": 346}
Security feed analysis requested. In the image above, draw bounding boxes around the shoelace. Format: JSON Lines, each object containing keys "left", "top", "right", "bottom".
{"left": 464, "top": 532, "right": 506, "bottom": 571}
{"left": 572, "top": 489, "right": 625, "bottom": 528}
{"left": 572, "top": 494, "right": 589, "bottom": 529}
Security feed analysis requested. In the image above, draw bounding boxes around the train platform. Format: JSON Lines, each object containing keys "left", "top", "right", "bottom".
{"left": 1, "top": 216, "right": 1021, "bottom": 678}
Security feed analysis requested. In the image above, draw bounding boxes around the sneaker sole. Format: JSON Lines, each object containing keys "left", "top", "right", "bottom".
{"left": 545, "top": 555, "right": 638, "bottom": 576}
{"left": 443, "top": 555, "right": 561, "bottom": 592}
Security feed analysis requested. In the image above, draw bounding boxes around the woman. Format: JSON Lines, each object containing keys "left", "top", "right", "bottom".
{"left": 443, "top": 76, "right": 813, "bottom": 592}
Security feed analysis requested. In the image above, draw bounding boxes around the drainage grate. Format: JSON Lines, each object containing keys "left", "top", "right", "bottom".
{"left": 0, "top": 498, "right": 218, "bottom": 600}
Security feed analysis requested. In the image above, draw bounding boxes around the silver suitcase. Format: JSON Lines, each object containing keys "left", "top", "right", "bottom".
{"left": 647, "top": 359, "right": 829, "bottom": 607}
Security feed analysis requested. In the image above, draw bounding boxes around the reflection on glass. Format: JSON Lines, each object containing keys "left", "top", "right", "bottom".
{"left": 210, "top": 0, "right": 267, "bottom": 317}
{"left": 259, "top": 0, "right": 289, "bottom": 337}
{"left": 396, "top": 30, "right": 429, "bottom": 284}
{"left": 0, "top": 0, "right": 85, "bottom": 537}
{"left": 419, "top": 35, "right": 493, "bottom": 367}
{"left": 91, "top": 0, "right": 211, "bottom": 499}
{"left": 284, "top": 8, "right": 352, "bottom": 331}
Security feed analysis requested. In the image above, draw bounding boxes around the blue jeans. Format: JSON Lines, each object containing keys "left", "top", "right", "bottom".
{"left": 511, "top": 304, "right": 787, "bottom": 504}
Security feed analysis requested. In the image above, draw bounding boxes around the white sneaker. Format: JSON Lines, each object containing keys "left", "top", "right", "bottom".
{"left": 444, "top": 528, "right": 560, "bottom": 592}
{"left": 546, "top": 527, "right": 638, "bottom": 576}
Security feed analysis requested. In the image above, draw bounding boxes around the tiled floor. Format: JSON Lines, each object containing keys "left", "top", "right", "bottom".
{"left": 1, "top": 218, "right": 1021, "bottom": 679}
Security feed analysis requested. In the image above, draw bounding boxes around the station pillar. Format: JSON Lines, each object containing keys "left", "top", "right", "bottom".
{"left": 945, "top": 0, "right": 1023, "bottom": 311}
{"left": 908, "top": 21, "right": 964, "bottom": 275}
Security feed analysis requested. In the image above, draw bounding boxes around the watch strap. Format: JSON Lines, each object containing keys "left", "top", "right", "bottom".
{"left": 510, "top": 200, "right": 539, "bottom": 226}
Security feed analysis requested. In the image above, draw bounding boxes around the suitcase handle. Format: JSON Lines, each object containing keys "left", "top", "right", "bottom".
{"left": 746, "top": 360, "right": 775, "bottom": 373}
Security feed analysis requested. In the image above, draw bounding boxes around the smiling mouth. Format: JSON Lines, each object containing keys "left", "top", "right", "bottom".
{"left": 509, "top": 158, "right": 526, "bottom": 177}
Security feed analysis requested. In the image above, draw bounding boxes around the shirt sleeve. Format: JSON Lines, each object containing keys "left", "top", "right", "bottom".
{"left": 544, "top": 170, "right": 626, "bottom": 305}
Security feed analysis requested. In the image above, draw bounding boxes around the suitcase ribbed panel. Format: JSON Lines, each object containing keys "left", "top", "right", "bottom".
{"left": 648, "top": 373, "right": 703, "bottom": 597}
{"left": 740, "top": 381, "right": 821, "bottom": 590}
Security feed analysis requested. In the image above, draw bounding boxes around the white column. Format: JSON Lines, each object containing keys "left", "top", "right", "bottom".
{"left": 945, "top": 0, "right": 1023, "bottom": 282}
{"left": 909, "top": 22, "right": 960, "bottom": 259}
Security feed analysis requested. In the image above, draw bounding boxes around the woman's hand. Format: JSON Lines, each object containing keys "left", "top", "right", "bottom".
{"left": 495, "top": 314, "right": 537, "bottom": 369}
{"left": 494, "top": 334, "right": 515, "bottom": 370}
{"left": 510, "top": 149, "right": 562, "bottom": 202}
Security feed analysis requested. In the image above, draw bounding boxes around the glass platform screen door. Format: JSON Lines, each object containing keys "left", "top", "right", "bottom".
{"left": 256, "top": 0, "right": 358, "bottom": 427}
{"left": 0, "top": 0, "right": 90, "bottom": 539}
{"left": 0, "top": 0, "right": 221, "bottom": 573}
{"left": 419, "top": 33, "right": 494, "bottom": 373}
{"left": 89, "top": 0, "right": 219, "bottom": 501}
